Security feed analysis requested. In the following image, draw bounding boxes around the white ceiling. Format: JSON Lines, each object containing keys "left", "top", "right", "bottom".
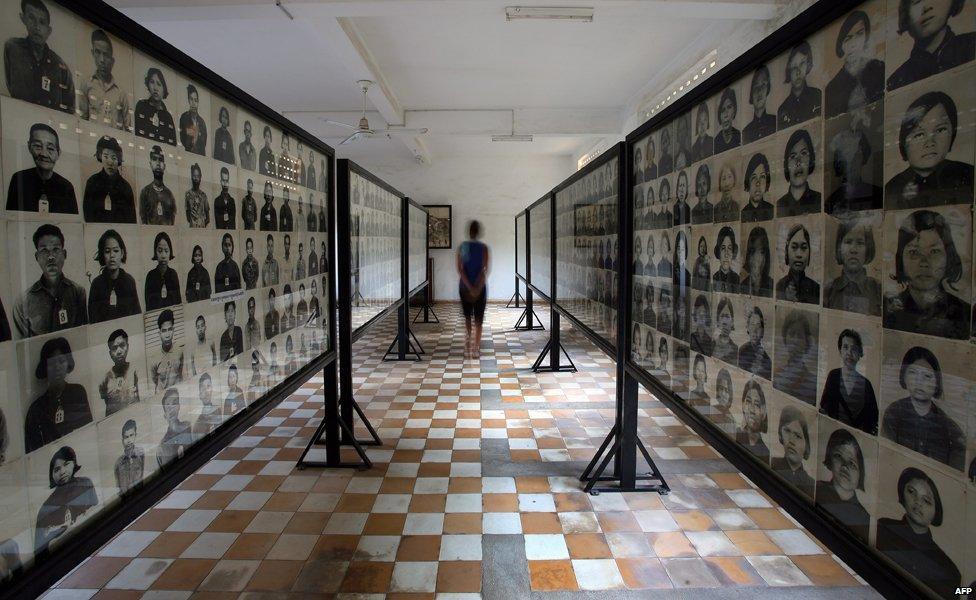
{"left": 108, "top": 0, "right": 803, "bottom": 211}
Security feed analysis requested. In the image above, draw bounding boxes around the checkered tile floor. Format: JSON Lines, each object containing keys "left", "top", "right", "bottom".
{"left": 43, "top": 302, "right": 878, "bottom": 598}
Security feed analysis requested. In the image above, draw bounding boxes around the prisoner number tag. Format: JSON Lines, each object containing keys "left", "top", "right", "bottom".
{"left": 109, "top": 290, "right": 117, "bottom": 306}
{"left": 38, "top": 197, "right": 49, "bottom": 214}
{"left": 41, "top": 76, "right": 51, "bottom": 92}
{"left": 156, "top": 202, "right": 163, "bottom": 216}
{"left": 57, "top": 308, "right": 68, "bottom": 325}
{"left": 54, "top": 405, "right": 64, "bottom": 424}
{"left": 161, "top": 286, "right": 167, "bottom": 299}
{"left": 195, "top": 282, "right": 200, "bottom": 291}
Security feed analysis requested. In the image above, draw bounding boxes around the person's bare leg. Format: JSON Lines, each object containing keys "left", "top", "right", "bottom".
{"left": 473, "top": 321, "right": 483, "bottom": 358}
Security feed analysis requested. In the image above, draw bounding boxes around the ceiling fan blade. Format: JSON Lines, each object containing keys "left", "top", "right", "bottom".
{"left": 320, "top": 118, "right": 359, "bottom": 130}
{"left": 384, "top": 127, "right": 429, "bottom": 136}
{"left": 339, "top": 131, "right": 366, "bottom": 145}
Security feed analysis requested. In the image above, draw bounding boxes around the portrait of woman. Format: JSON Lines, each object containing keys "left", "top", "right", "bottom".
{"left": 692, "top": 236, "right": 711, "bottom": 291}
{"left": 824, "top": 217, "right": 881, "bottom": 315}
{"left": 144, "top": 231, "right": 182, "bottom": 310}
{"left": 713, "top": 162, "right": 741, "bottom": 223}
{"left": 634, "top": 147, "right": 645, "bottom": 185}
{"left": 741, "top": 226, "right": 773, "bottom": 298}
{"left": 643, "top": 280, "right": 657, "bottom": 327}
{"left": 825, "top": 9, "right": 885, "bottom": 117}
{"left": 820, "top": 328, "right": 878, "bottom": 435}
{"left": 736, "top": 379, "right": 769, "bottom": 461}
{"left": 673, "top": 230, "right": 692, "bottom": 291}
{"left": 657, "top": 287, "right": 673, "bottom": 336}
{"left": 885, "top": 91, "right": 973, "bottom": 209}
{"left": 658, "top": 178, "right": 674, "bottom": 229}
{"left": 674, "top": 114, "right": 693, "bottom": 170}
{"left": 712, "top": 226, "right": 740, "bottom": 293}
{"left": 713, "top": 297, "right": 738, "bottom": 364}
{"left": 883, "top": 209, "right": 971, "bottom": 339}
{"left": 643, "top": 136, "right": 658, "bottom": 182}
{"left": 657, "top": 232, "right": 673, "bottom": 278}
{"left": 776, "top": 128, "right": 822, "bottom": 217}
{"left": 633, "top": 235, "right": 646, "bottom": 276}
{"left": 691, "top": 164, "right": 714, "bottom": 224}
{"left": 643, "top": 328, "right": 656, "bottom": 370}
{"left": 886, "top": 0, "right": 975, "bottom": 90}
{"left": 826, "top": 127, "right": 883, "bottom": 214}
{"left": 743, "top": 64, "right": 777, "bottom": 144}
{"left": 657, "top": 337, "right": 671, "bottom": 384}
{"left": 876, "top": 467, "right": 961, "bottom": 596}
{"left": 185, "top": 244, "right": 211, "bottom": 303}
{"left": 212, "top": 106, "right": 235, "bottom": 165}
{"left": 741, "top": 153, "right": 775, "bottom": 223}
{"left": 714, "top": 87, "right": 742, "bottom": 154}
{"left": 881, "top": 346, "right": 965, "bottom": 470}
{"left": 644, "top": 233, "right": 656, "bottom": 275}
{"left": 816, "top": 427, "right": 870, "bottom": 542}
{"left": 690, "top": 354, "right": 710, "bottom": 403}
{"left": 713, "top": 368, "right": 735, "bottom": 430}
{"left": 644, "top": 188, "right": 659, "bottom": 230}
{"left": 738, "top": 305, "right": 771, "bottom": 379}
{"left": 777, "top": 41, "right": 823, "bottom": 128}
{"left": 88, "top": 229, "right": 141, "bottom": 323}
{"left": 24, "top": 337, "right": 92, "bottom": 453}
{"left": 773, "top": 308, "right": 819, "bottom": 405}
{"left": 772, "top": 404, "right": 814, "bottom": 498}
{"left": 691, "top": 102, "right": 714, "bottom": 162}
{"left": 673, "top": 289, "right": 690, "bottom": 342}
{"left": 658, "top": 127, "right": 674, "bottom": 176}
{"left": 776, "top": 223, "right": 820, "bottom": 304}
{"left": 34, "top": 446, "right": 98, "bottom": 553}
{"left": 133, "top": 67, "right": 176, "bottom": 146}
{"left": 690, "top": 294, "right": 714, "bottom": 356}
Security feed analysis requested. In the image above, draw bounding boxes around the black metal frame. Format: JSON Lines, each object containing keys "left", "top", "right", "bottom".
{"left": 424, "top": 203, "right": 453, "bottom": 249}
{"left": 514, "top": 201, "right": 547, "bottom": 332}
{"left": 507, "top": 214, "right": 525, "bottom": 308}
{"left": 385, "top": 198, "right": 430, "bottom": 361}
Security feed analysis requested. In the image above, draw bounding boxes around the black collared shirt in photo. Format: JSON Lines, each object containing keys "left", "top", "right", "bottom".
{"left": 83, "top": 170, "right": 136, "bottom": 223}
{"left": 777, "top": 85, "right": 822, "bottom": 128}
{"left": 4, "top": 37, "right": 75, "bottom": 113}
{"left": 213, "top": 191, "right": 236, "bottom": 229}
{"left": 825, "top": 59, "right": 885, "bottom": 117}
{"left": 185, "top": 264, "right": 211, "bottom": 302}
{"left": 6, "top": 167, "right": 77, "bottom": 215}
{"left": 887, "top": 27, "right": 976, "bottom": 91}
{"left": 884, "top": 159, "right": 974, "bottom": 210}
{"left": 214, "top": 258, "right": 242, "bottom": 293}
{"left": 89, "top": 268, "right": 141, "bottom": 323}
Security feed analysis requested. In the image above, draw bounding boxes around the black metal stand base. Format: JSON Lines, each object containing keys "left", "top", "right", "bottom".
{"left": 579, "top": 425, "right": 670, "bottom": 495}
{"left": 506, "top": 289, "right": 523, "bottom": 308}
{"left": 531, "top": 338, "right": 577, "bottom": 373}
{"left": 412, "top": 302, "right": 440, "bottom": 324}
{"left": 296, "top": 409, "right": 374, "bottom": 470}
{"left": 296, "top": 365, "right": 378, "bottom": 470}
{"left": 383, "top": 328, "right": 424, "bottom": 361}
{"left": 514, "top": 307, "right": 545, "bottom": 331}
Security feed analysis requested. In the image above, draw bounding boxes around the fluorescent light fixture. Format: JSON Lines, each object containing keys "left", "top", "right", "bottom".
{"left": 505, "top": 6, "right": 594, "bottom": 21}
{"left": 491, "top": 134, "right": 534, "bottom": 142}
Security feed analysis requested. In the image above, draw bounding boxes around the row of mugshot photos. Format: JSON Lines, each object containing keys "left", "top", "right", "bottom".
{"left": 629, "top": 204, "right": 976, "bottom": 342}
{"left": 628, "top": 0, "right": 975, "bottom": 183}
{"left": 0, "top": 0, "right": 331, "bottom": 192}
{"left": 631, "top": 78, "right": 975, "bottom": 231}
{"left": 1, "top": 95, "right": 329, "bottom": 232}
{"left": 0, "top": 221, "right": 329, "bottom": 342}
{"left": 0, "top": 273, "right": 330, "bottom": 462}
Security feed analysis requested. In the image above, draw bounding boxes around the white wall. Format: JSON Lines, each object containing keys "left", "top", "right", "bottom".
{"left": 363, "top": 151, "right": 574, "bottom": 301}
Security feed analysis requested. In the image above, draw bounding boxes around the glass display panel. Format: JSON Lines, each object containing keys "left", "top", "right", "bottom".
{"left": 628, "top": 2, "right": 976, "bottom": 597}
{"left": 516, "top": 212, "right": 526, "bottom": 277}
{"left": 528, "top": 197, "right": 551, "bottom": 297}
{"left": 349, "top": 171, "right": 401, "bottom": 330}
{"left": 408, "top": 202, "right": 427, "bottom": 292}
{"left": 555, "top": 156, "right": 619, "bottom": 345}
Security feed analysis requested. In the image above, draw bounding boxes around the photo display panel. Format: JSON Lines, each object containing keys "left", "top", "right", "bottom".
{"left": 627, "top": 2, "right": 976, "bottom": 597}
{"left": 0, "top": 0, "right": 334, "bottom": 581}
{"left": 555, "top": 155, "right": 619, "bottom": 346}
{"left": 408, "top": 202, "right": 427, "bottom": 292}
{"left": 528, "top": 197, "right": 552, "bottom": 298}
{"left": 516, "top": 212, "right": 526, "bottom": 277}
{"left": 349, "top": 170, "right": 401, "bottom": 331}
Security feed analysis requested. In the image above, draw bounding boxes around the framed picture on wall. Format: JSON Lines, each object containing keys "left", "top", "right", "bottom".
{"left": 426, "top": 204, "right": 452, "bottom": 249}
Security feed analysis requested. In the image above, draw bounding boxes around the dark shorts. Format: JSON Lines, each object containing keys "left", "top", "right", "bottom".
{"left": 461, "top": 287, "right": 487, "bottom": 323}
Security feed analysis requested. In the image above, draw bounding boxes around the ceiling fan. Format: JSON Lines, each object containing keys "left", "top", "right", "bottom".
{"left": 320, "top": 80, "right": 428, "bottom": 145}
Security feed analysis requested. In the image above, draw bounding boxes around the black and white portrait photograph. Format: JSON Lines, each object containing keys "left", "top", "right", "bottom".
{"left": 95, "top": 401, "right": 152, "bottom": 500}
{"left": 882, "top": 205, "right": 972, "bottom": 339}
{"left": 86, "top": 318, "right": 147, "bottom": 420}
{"left": 135, "top": 143, "right": 180, "bottom": 226}
{"left": 80, "top": 129, "right": 137, "bottom": 224}
{"left": 183, "top": 159, "right": 212, "bottom": 229}
{"left": 769, "top": 393, "right": 818, "bottom": 499}
{"left": 690, "top": 226, "right": 714, "bottom": 291}
{"left": 775, "top": 216, "right": 822, "bottom": 305}
{"left": 737, "top": 297, "right": 773, "bottom": 380}
{"left": 815, "top": 419, "right": 878, "bottom": 543}
{"left": 671, "top": 341, "right": 691, "bottom": 398}
{"left": 212, "top": 163, "right": 238, "bottom": 230}
{"left": 211, "top": 101, "right": 235, "bottom": 165}
{"left": 712, "top": 294, "right": 740, "bottom": 366}
{"left": 775, "top": 35, "right": 824, "bottom": 128}
{"left": 883, "top": 80, "right": 974, "bottom": 209}
{"left": 880, "top": 330, "right": 970, "bottom": 471}
{"left": 690, "top": 99, "right": 714, "bottom": 162}
{"left": 734, "top": 376, "right": 771, "bottom": 463}
{"left": 187, "top": 307, "right": 219, "bottom": 378}
{"left": 178, "top": 82, "right": 209, "bottom": 156}
{"left": 0, "top": 0, "right": 77, "bottom": 114}
{"left": 742, "top": 61, "right": 781, "bottom": 144}
{"left": 8, "top": 221, "right": 88, "bottom": 339}
{"left": 0, "top": 456, "right": 31, "bottom": 580}
{"left": 84, "top": 225, "right": 142, "bottom": 323}
{"left": 656, "top": 123, "right": 674, "bottom": 177}
{"left": 0, "top": 344, "right": 25, "bottom": 464}
{"left": 151, "top": 386, "right": 194, "bottom": 468}
{"left": 236, "top": 111, "right": 257, "bottom": 172}
{"left": 824, "top": 101, "right": 885, "bottom": 215}
{"left": 213, "top": 232, "right": 242, "bottom": 295}
{"left": 689, "top": 292, "right": 714, "bottom": 356}
{"left": 711, "top": 223, "right": 741, "bottom": 294}
{"left": 143, "top": 306, "right": 185, "bottom": 396}
{"left": 773, "top": 305, "right": 820, "bottom": 405}
{"left": 132, "top": 52, "right": 179, "bottom": 146}
{"left": 706, "top": 363, "right": 741, "bottom": 437}
{"left": 182, "top": 232, "right": 212, "bottom": 304}
{"left": 874, "top": 446, "right": 966, "bottom": 598}
{"left": 823, "top": 211, "right": 882, "bottom": 316}
{"left": 711, "top": 157, "right": 741, "bottom": 223}
{"left": 75, "top": 24, "right": 132, "bottom": 132}
{"left": 885, "top": 0, "right": 976, "bottom": 91}
{"left": 775, "top": 126, "right": 823, "bottom": 217}
{"left": 824, "top": 3, "right": 886, "bottom": 118}
{"left": 142, "top": 228, "right": 181, "bottom": 311}
{"left": 2, "top": 96, "right": 80, "bottom": 219}
{"left": 740, "top": 224, "right": 775, "bottom": 298}
{"left": 690, "top": 161, "right": 714, "bottom": 224}
{"left": 712, "top": 81, "right": 743, "bottom": 155}
{"left": 740, "top": 148, "right": 777, "bottom": 223}
{"left": 818, "top": 314, "right": 881, "bottom": 436}
{"left": 18, "top": 327, "right": 92, "bottom": 454}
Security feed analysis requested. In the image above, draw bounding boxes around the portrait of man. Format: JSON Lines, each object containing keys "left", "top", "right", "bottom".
{"left": 14, "top": 223, "right": 88, "bottom": 338}
{"left": 113, "top": 419, "right": 144, "bottom": 495}
{"left": 98, "top": 328, "right": 140, "bottom": 416}
{"left": 308, "top": 236, "right": 319, "bottom": 276}
{"left": 277, "top": 131, "right": 296, "bottom": 183}
{"left": 156, "top": 388, "right": 192, "bottom": 467}
{"left": 825, "top": 10, "right": 884, "bottom": 117}
{"left": 737, "top": 305, "right": 771, "bottom": 379}
{"left": 264, "top": 288, "right": 279, "bottom": 339}
{"left": 771, "top": 404, "right": 814, "bottom": 497}
{"left": 244, "top": 296, "right": 260, "bottom": 350}
{"left": 24, "top": 336, "right": 92, "bottom": 452}
{"left": 178, "top": 84, "right": 207, "bottom": 155}
{"left": 306, "top": 149, "right": 317, "bottom": 190}
{"left": 773, "top": 308, "right": 819, "bottom": 405}
{"left": 242, "top": 237, "right": 259, "bottom": 290}
{"left": 138, "top": 145, "right": 176, "bottom": 225}
{"left": 714, "top": 86, "right": 741, "bottom": 154}
{"left": 238, "top": 119, "right": 256, "bottom": 171}
{"left": 83, "top": 135, "right": 135, "bottom": 223}
{"left": 213, "top": 167, "right": 236, "bottom": 229}
{"left": 192, "top": 373, "right": 221, "bottom": 437}
{"left": 886, "top": 0, "right": 975, "bottom": 91}
{"left": 6, "top": 123, "right": 78, "bottom": 215}
{"left": 219, "top": 301, "right": 243, "bottom": 362}
{"left": 262, "top": 234, "right": 280, "bottom": 286}
{"left": 258, "top": 125, "right": 275, "bottom": 177}
{"left": 294, "top": 242, "right": 306, "bottom": 280}
{"left": 280, "top": 284, "right": 296, "bottom": 333}
{"left": 776, "top": 223, "right": 820, "bottom": 304}
{"left": 223, "top": 365, "right": 245, "bottom": 416}
{"left": 212, "top": 106, "right": 234, "bottom": 164}
{"left": 134, "top": 67, "right": 176, "bottom": 146}
{"left": 189, "top": 314, "right": 216, "bottom": 377}
{"left": 79, "top": 29, "right": 130, "bottom": 130}
{"left": 776, "top": 128, "right": 821, "bottom": 217}
{"left": 214, "top": 233, "right": 241, "bottom": 293}
{"left": 149, "top": 309, "right": 184, "bottom": 393}
{"left": 3, "top": 0, "right": 74, "bottom": 113}
{"left": 777, "top": 41, "right": 822, "bottom": 128}
{"left": 885, "top": 91, "right": 973, "bottom": 210}
{"left": 34, "top": 446, "right": 97, "bottom": 552}
{"left": 241, "top": 177, "right": 257, "bottom": 230}
{"left": 278, "top": 186, "right": 293, "bottom": 232}
{"left": 657, "top": 127, "right": 674, "bottom": 176}
{"left": 259, "top": 180, "right": 277, "bottom": 231}
{"left": 740, "top": 153, "right": 774, "bottom": 223}
{"left": 743, "top": 64, "right": 777, "bottom": 144}
{"left": 184, "top": 162, "right": 210, "bottom": 228}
